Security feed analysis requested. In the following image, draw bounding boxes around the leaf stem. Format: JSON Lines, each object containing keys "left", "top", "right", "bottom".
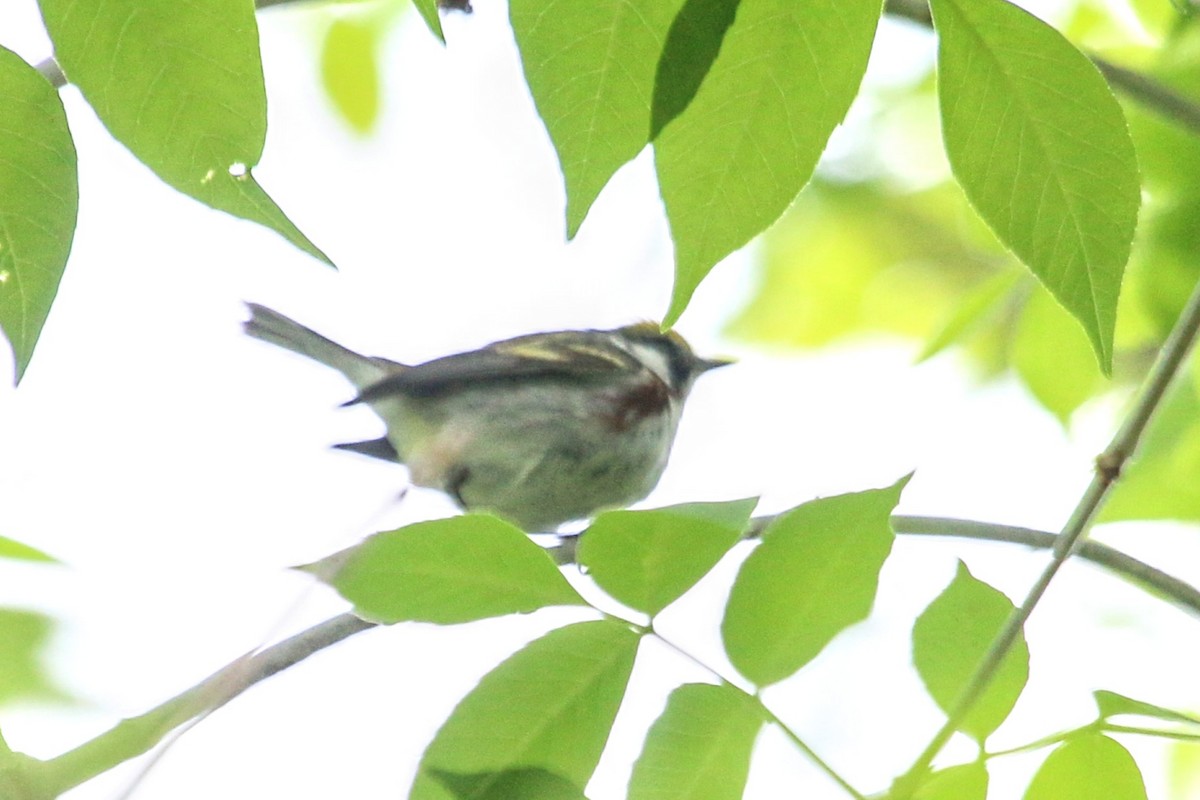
{"left": 1102, "top": 723, "right": 1200, "bottom": 742}
{"left": 645, "top": 625, "right": 868, "bottom": 800}
{"left": 899, "top": 276, "right": 1200, "bottom": 787}
{"left": 985, "top": 720, "right": 1200, "bottom": 759}
{"left": 984, "top": 726, "right": 1085, "bottom": 758}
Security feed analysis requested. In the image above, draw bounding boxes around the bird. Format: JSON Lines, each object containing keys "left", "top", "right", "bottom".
{"left": 243, "top": 303, "right": 729, "bottom": 531}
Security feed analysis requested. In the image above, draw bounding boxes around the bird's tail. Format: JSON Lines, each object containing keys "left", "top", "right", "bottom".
{"left": 243, "top": 303, "right": 399, "bottom": 389}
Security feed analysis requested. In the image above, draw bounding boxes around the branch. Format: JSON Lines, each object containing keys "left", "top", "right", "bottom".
{"left": 884, "top": 0, "right": 1200, "bottom": 137}
{"left": 899, "top": 272, "right": 1200, "bottom": 788}
{"left": 552, "top": 514, "right": 1200, "bottom": 618}
{"left": 891, "top": 516, "right": 1200, "bottom": 618}
{"left": 30, "top": 613, "right": 376, "bottom": 796}
{"left": 15, "top": 510, "right": 1196, "bottom": 794}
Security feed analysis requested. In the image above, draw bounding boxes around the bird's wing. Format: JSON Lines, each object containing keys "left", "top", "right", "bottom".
{"left": 350, "top": 331, "right": 635, "bottom": 403}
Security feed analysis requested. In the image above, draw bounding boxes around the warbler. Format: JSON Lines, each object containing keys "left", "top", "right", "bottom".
{"left": 243, "top": 304, "right": 729, "bottom": 531}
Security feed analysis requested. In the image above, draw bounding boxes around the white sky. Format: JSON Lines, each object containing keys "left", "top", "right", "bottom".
{"left": 1, "top": 2, "right": 1198, "bottom": 799}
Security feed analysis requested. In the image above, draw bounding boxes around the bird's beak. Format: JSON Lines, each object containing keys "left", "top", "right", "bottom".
{"left": 698, "top": 356, "right": 735, "bottom": 373}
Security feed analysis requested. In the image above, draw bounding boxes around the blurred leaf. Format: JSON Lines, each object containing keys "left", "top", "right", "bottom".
{"left": 919, "top": 270, "right": 1024, "bottom": 362}
{"left": 39, "top": 0, "right": 331, "bottom": 265}
{"left": 930, "top": 0, "right": 1141, "bottom": 373}
{"left": 1012, "top": 286, "right": 1107, "bottom": 423}
{"left": 1168, "top": 738, "right": 1200, "bottom": 800}
{"left": 912, "top": 561, "right": 1029, "bottom": 742}
{"left": 1094, "top": 690, "right": 1200, "bottom": 726}
{"left": 1127, "top": 0, "right": 1182, "bottom": 44}
{"left": 722, "top": 475, "right": 908, "bottom": 687}
{"left": 0, "top": 609, "right": 68, "bottom": 707}
{"left": 577, "top": 498, "right": 756, "bottom": 616}
{"left": 431, "top": 767, "right": 587, "bottom": 800}
{"left": 1024, "top": 735, "right": 1147, "bottom": 800}
{"left": 301, "top": 514, "right": 585, "bottom": 624}
{"left": 656, "top": 0, "right": 881, "bottom": 326}
{"left": 411, "top": 0, "right": 445, "bottom": 43}
{"left": 1102, "top": 378, "right": 1200, "bottom": 522}
{"left": 628, "top": 683, "right": 763, "bottom": 800}
{"left": 913, "top": 762, "right": 989, "bottom": 800}
{"left": 0, "top": 535, "right": 58, "bottom": 565}
{"left": 0, "top": 46, "right": 77, "bottom": 384}
{"left": 409, "top": 620, "right": 639, "bottom": 800}
{"left": 510, "top": 0, "right": 687, "bottom": 237}
{"left": 1064, "top": 1, "right": 1160, "bottom": 62}
{"left": 727, "top": 181, "right": 1011, "bottom": 350}
{"left": 320, "top": 18, "right": 381, "bottom": 134}
{"left": 1123, "top": 24, "right": 1200, "bottom": 341}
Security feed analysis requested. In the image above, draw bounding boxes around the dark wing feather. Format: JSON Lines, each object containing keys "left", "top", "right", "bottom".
{"left": 350, "top": 331, "right": 635, "bottom": 403}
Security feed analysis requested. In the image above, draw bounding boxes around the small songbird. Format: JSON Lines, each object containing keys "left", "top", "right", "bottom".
{"left": 243, "top": 304, "right": 730, "bottom": 531}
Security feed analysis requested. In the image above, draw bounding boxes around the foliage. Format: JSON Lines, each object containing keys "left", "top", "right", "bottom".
{"left": 2, "top": 0, "right": 1200, "bottom": 798}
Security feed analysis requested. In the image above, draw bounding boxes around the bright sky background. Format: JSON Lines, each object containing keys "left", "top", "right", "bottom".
{"left": 1, "top": 2, "right": 1199, "bottom": 799}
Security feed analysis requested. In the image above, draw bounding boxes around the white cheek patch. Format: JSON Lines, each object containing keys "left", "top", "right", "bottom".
{"left": 627, "top": 341, "right": 673, "bottom": 385}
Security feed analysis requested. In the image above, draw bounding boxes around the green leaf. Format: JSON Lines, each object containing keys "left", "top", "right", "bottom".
{"left": 0, "top": 46, "right": 77, "bottom": 384}
{"left": 411, "top": 0, "right": 446, "bottom": 43}
{"left": 301, "top": 514, "right": 586, "bottom": 625}
{"left": 912, "top": 561, "right": 1029, "bottom": 742}
{"left": 1102, "top": 379, "right": 1200, "bottom": 523}
{"left": 1011, "top": 286, "right": 1105, "bottom": 424}
{"left": 650, "top": 0, "right": 740, "bottom": 139}
{"left": 656, "top": 0, "right": 881, "bottom": 326}
{"left": 1024, "top": 735, "right": 1147, "bottom": 800}
{"left": 929, "top": 0, "right": 1140, "bottom": 373}
{"left": 912, "top": 763, "right": 989, "bottom": 800}
{"left": 38, "top": 0, "right": 331, "bottom": 265}
{"left": 430, "top": 767, "right": 587, "bottom": 800}
{"left": 0, "top": 535, "right": 58, "bottom": 565}
{"left": 577, "top": 498, "right": 756, "bottom": 615}
{"left": 320, "top": 19, "right": 381, "bottom": 134}
{"left": 510, "top": 0, "right": 687, "bottom": 237}
{"left": 0, "top": 609, "right": 70, "bottom": 707}
{"left": 409, "top": 620, "right": 640, "bottom": 800}
{"left": 628, "top": 683, "right": 763, "bottom": 800}
{"left": 1094, "top": 690, "right": 1200, "bottom": 727}
{"left": 721, "top": 475, "right": 908, "bottom": 687}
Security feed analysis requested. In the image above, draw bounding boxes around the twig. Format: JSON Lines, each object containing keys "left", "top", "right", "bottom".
{"left": 899, "top": 274, "right": 1200, "bottom": 788}
{"left": 32, "top": 613, "right": 375, "bottom": 796}
{"left": 891, "top": 516, "right": 1200, "bottom": 618}
{"left": 553, "top": 514, "right": 1200, "bottom": 618}
{"left": 34, "top": 58, "right": 65, "bottom": 89}
{"left": 16, "top": 506, "right": 1198, "bottom": 795}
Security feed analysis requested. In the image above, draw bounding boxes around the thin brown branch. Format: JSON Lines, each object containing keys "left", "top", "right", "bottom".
{"left": 32, "top": 613, "right": 376, "bottom": 796}
{"left": 553, "top": 514, "right": 1200, "bottom": 618}
{"left": 891, "top": 516, "right": 1200, "bottom": 618}
{"left": 15, "top": 506, "right": 1197, "bottom": 796}
{"left": 900, "top": 273, "right": 1200, "bottom": 788}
